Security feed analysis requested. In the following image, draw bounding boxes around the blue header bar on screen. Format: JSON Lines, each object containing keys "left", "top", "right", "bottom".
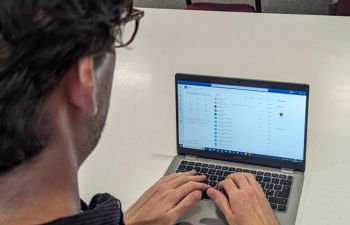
{"left": 177, "top": 80, "right": 307, "bottom": 96}
{"left": 178, "top": 81, "right": 211, "bottom": 87}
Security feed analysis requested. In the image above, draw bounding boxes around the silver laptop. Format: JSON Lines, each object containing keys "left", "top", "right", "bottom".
{"left": 165, "top": 73, "right": 309, "bottom": 225}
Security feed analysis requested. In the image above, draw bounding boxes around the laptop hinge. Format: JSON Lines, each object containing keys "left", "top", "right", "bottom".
{"left": 281, "top": 168, "right": 294, "bottom": 174}
{"left": 185, "top": 155, "right": 197, "bottom": 160}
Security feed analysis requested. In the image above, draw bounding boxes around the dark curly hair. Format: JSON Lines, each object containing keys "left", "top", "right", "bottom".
{"left": 0, "top": 0, "right": 131, "bottom": 173}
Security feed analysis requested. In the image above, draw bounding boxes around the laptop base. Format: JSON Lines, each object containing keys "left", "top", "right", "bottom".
{"left": 165, "top": 155, "right": 304, "bottom": 225}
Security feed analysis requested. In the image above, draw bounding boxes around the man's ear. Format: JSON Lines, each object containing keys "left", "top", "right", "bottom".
{"left": 63, "top": 56, "right": 97, "bottom": 115}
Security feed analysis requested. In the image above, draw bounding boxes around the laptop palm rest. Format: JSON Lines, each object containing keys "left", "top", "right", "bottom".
{"left": 177, "top": 201, "right": 228, "bottom": 225}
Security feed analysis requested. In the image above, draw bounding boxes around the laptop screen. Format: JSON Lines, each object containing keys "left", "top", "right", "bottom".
{"left": 176, "top": 74, "right": 309, "bottom": 171}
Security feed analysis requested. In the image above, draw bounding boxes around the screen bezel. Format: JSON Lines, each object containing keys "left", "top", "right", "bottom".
{"left": 175, "top": 73, "right": 309, "bottom": 172}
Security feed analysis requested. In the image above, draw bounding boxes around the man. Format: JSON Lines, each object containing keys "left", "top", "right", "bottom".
{"left": 0, "top": 0, "right": 279, "bottom": 225}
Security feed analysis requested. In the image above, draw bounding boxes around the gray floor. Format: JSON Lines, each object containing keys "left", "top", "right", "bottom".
{"left": 134, "top": 0, "right": 334, "bottom": 15}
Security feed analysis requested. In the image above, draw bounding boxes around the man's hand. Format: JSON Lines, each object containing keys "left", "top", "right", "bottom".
{"left": 124, "top": 171, "right": 209, "bottom": 225}
{"left": 207, "top": 173, "right": 280, "bottom": 225}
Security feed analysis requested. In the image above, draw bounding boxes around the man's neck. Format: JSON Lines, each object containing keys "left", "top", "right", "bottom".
{"left": 0, "top": 141, "right": 81, "bottom": 225}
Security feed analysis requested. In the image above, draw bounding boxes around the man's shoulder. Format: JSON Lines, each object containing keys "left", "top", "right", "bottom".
{"left": 43, "top": 193, "right": 124, "bottom": 225}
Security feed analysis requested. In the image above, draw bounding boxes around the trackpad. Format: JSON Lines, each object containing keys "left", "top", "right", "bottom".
{"left": 176, "top": 201, "right": 228, "bottom": 225}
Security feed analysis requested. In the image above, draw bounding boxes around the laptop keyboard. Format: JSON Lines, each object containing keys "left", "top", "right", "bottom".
{"left": 176, "top": 160, "right": 293, "bottom": 213}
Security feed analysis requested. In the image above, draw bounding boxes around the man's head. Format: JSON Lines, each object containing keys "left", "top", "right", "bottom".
{"left": 0, "top": 0, "right": 131, "bottom": 173}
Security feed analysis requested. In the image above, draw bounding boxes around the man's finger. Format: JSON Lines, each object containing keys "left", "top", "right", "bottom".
{"left": 207, "top": 188, "right": 235, "bottom": 221}
{"left": 160, "top": 170, "right": 196, "bottom": 184}
{"left": 168, "top": 174, "right": 206, "bottom": 188}
{"left": 218, "top": 178, "right": 238, "bottom": 194}
{"left": 244, "top": 173, "right": 260, "bottom": 189}
{"left": 175, "top": 181, "right": 209, "bottom": 201}
{"left": 170, "top": 190, "right": 202, "bottom": 219}
{"left": 228, "top": 173, "right": 250, "bottom": 189}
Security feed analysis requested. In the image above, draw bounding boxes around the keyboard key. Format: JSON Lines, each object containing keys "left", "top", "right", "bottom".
{"left": 272, "top": 173, "right": 278, "bottom": 178}
{"left": 195, "top": 162, "right": 202, "bottom": 166}
{"left": 216, "top": 170, "right": 224, "bottom": 176}
{"left": 209, "top": 175, "right": 218, "bottom": 181}
{"left": 181, "top": 161, "right": 188, "bottom": 165}
{"left": 283, "top": 186, "right": 291, "bottom": 192}
{"left": 202, "top": 164, "right": 208, "bottom": 167}
{"left": 194, "top": 167, "right": 201, "bottom": 172}
{"left": 280, "top": 179, "right": 292, "bottom": 186}
{"left": 200, "top": 168, "right": 208, "bottom": 173}
{"left": 222, "top": 166, "right": 229, "bottom": 170}
{"left": 266, "top": 183, "right": 274, "bottom": 189}
{"left": 224, "top": 171, "right": 231, "bottom": 177}
{"left": 266, "top": 190, "right": 274, "bottom": 196}
{"left": 277, "top": 205, "right": 287, "bottom": 212}
{"left": 263, "top": 177, "right": 271, "bottom": 183}
{"left": 229, "top": 167, "right": 236, "bottom": 172}
{"left": 271, "top": 178, "right": 280, "bottom": 184}
{"left": 236, "top": 168, "right": 243, "bottom": 172}
{"left": 209, "top": 164, "right": 215, "bottom": 168}
{"left": 178, "top": 165, "right": 186, "bottom": 171}
{"left": 215, "top": 165, "right": 222, "bottom": 169}
{"left": 269, "top": 197, "right": 288, "bottom": 205}
{"left": 209, "top": 181, "right": 218, "bottom": 187}
{"left": 188, "top": 162, "right": 195, "bottom": 166}
{"left": 208, "top": 169, "right": 216, "bottom": 175}
{"left": 264, "top": 172, "right": 271, "bottom": 176}
{"left": 274, "top": 184, "right": 282, "bottom": 191}
{"left": 275, "top": 191, "right": 289, "bottom": 198}
{"left": 257, "top": 171, "right": 264, "bottom": 176}
{"left": 243, "top": 169, "right": 250, "bottom": 173}
{"left": 279, "top": 174, "right": 286, "bottom": 179}
{"left": 185, "top": 166, "right": 194, "bottom": 171}
{"left": 287, "top": 176, "right": 294, "bottom": 181}
{"left": 271, "top": 203, "right": 278, "bottom": 210}
{"left": 256, "top": 176, "right": 263, "bottom": 182}
{"left": 250, "top": 170, "right": 257, "bottom": 175}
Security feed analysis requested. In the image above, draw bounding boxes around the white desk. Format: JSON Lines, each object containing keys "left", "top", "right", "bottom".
{"left": 79, "top": 8, "right": 350, "bottom": 225}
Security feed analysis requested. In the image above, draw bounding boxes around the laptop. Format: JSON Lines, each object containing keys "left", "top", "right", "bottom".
{"left": 165, "top": 73, "right": 309, "bottom": 225}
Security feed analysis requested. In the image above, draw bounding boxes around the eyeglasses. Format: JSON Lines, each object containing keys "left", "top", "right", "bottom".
{"left": 115, "top": 8, "right": 144, "bottom": 48}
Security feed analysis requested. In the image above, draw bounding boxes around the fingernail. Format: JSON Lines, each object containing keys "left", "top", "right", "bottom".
{"left": 194, "top": 190, "right": 202, "bottom": 199}
{"left": 207, "top": 188, "right": 214, "bottom": 196}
